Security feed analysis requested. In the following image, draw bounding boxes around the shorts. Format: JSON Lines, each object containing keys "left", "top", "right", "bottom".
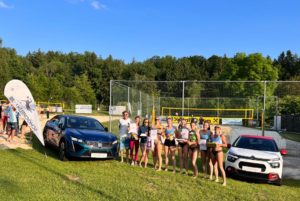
{"left": 164, "top": 139, "right": 176, "bottom": 147}
{"left": 211, "top": 150, "right": 222, "bottom": 158}
{"left": 22, "top": 120, "right": 28, "bottom": 126}
{"left": 189, "top": 144, "right": 198, "bottom": 152}
{"left": 120, "top": 137, "right": 130, "bottom": 150}
{"left": 8, "top": 122, "right": 18, "bottom": 130}
{"left": 178, "top": 142, "right": 188, "bottom": 148}
{"left": 140, "top": 143, "right": 147, "bottom": 151}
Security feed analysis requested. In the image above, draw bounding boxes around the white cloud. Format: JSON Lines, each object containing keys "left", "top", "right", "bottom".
{"left": 0, "top": 1, "right": 13, "bottom": 9}
{"left": 91, "top": 1, "right": 107, "bottom": 10}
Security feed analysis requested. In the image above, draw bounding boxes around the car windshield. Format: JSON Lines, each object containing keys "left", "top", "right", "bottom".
{"left": 233, "top": 137, "right": 279, "bottom": 152}
{"left": 66, "top": 116, "right": 105, "bottom": 131}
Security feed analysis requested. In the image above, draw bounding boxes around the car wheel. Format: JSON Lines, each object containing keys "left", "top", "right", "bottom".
{"left": 59, "top": 141, "right": 68, "bottom": 161}
{"left": 275, "top": 180, "right": 282, "bottom": 186}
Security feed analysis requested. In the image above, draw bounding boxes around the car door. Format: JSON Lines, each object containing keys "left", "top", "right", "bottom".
{"left": 45, "top": 116, "right": 61, "bottom": 147}
{"left": 55, "top": 116, "right": 66, "bottom": 147}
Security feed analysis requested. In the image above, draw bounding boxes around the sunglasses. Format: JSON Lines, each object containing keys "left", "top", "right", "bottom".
{"left": 145, "top": 121, "right": 149, "bottom": 123}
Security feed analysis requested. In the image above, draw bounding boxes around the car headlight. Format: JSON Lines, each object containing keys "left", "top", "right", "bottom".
{"left": 112, "top": 140, "right": 118, "bottom": 145}
{"left": 227, "top": 151, "right": 239, "bottom": 162}
{"left": 227, "top": 154, "right": 238, "bottom": 163}
{"left": 269, "top": 162, "right": 280, "bottom": 168}
{"left": 71, "top": 137, "right": 83, "bottom": 143}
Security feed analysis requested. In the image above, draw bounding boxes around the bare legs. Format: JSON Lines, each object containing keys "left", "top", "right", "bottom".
{"left": 190, "top": 149, "right": 198, "bottom": 177}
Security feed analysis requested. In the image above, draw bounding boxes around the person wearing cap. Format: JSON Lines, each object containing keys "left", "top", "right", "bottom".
{"left": 187, "top": 121, "right": 200, "bottom": 178}
{"left": 176, "top": 118, "right": 190, "bottom": 174}
{"left": 164, "top": 117, "right": 177, "bottom": 173}
{"left": 210, "top": 125, "right": 227, "bottom": 186}
{"left": 151, "top": 116, "right": 164, "bottom": 171}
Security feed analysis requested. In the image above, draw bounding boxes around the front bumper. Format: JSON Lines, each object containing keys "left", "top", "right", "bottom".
{"left": 226, "top": 166, "right": 282, "bottom": 184}
{"left": 225, "top": 157, "right": 283, "bottom": 184}
{"left": 67, "top": 140, "right": 118, "bottom": 159}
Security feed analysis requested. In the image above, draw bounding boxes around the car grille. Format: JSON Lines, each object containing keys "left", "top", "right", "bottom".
{"left": 238, "top": 162, "right": 266, "bottom": 172}
{"left": 85, "top": 141, "right": 112, "bottom": 148}
{"left": 236, "top": 170, "right": 269, "bottom": 179}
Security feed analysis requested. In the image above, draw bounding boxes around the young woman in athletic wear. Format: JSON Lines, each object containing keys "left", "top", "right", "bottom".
{"left": 164, "top": 117, "right": 177, "bottom": 173}
{"left": 210, "top": 125, "right": 227, "bottom": 186}
{"left": 176, "top": 118, "right": 190, "bottom": 174}
{"left": 118, "top": 111, "right": 131, "bottom": 163}
{"left": 199, "top": 121, "right": 211, "bottom": 178}
{"left": 138, "top": 118, "right": 150, "bottom": 167}
{"left": 188, "top": 121, "right": 200, "bottom": 178}
{"left": 129, "top": 116, "right": 140, "bottom": 166}
{"left": 152, "top": 116, "right": 164, "bottom": 171}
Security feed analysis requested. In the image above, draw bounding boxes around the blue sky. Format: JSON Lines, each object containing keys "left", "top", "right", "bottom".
{"left": 0, "top": 0, "right": 300, "bottom": 62}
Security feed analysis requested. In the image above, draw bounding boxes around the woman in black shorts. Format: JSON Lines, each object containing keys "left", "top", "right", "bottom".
{"left": 188, "top": 121, "right": 200, "bottom": 178}
{"left": 164, "top": 117, "right": 177, "bottom": 173}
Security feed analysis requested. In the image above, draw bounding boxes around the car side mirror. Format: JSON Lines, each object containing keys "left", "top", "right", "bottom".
{"left": 280, "top": 149, "right": 288, "bottom": 156}
{"left": 104, "top": 127, "right": 108, "bottom": 132}
{"left": 227, "top": 144, "right": 232, "bottom": 148}
{"left": 58, "top": 123, "right": 64, "bottom": 130}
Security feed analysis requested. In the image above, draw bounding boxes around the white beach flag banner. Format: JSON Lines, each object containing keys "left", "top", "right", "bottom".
{"left": 4, "top": 80, "right": 45, "bottom": 146}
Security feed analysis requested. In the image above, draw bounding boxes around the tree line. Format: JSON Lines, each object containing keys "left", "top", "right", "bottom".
{"left": 1, "top": 43, "right": 300, "bottom": 111}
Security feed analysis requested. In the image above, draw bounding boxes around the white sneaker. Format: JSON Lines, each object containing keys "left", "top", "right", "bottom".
{"left": 131, "top": 161, "right": 134, "bottom": 166}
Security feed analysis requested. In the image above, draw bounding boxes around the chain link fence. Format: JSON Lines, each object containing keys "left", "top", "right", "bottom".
{"left": 110, "top": 80, "right": 300, "bottom": 153}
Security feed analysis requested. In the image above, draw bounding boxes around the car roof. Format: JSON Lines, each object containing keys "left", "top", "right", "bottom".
{"left": 59, "top": 114, "right": 97, "bottom": 121}
{"left": 240, "top": 135, "right": 273, "bottom": 140}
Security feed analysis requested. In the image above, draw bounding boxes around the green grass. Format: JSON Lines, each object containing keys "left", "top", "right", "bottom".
{"left": 280, "top": 132, "right": 300, "bottom": 143}
{"left": 1, "top": 136, "right": 300, "bottom": 201}
{"left": 1, "top": 119, "right": 299, "bottom": 200}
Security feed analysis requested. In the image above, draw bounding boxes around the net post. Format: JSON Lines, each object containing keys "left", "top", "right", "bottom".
{"left": 182, "top": 81, "right": 185, "bottom": 117}
{"left": 262, "top": 81, "right": 266, "bottom": 136}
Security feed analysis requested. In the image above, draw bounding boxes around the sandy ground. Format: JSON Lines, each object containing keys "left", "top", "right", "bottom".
{"left": 0, "top": 114, "right": 119, "bottom": 151}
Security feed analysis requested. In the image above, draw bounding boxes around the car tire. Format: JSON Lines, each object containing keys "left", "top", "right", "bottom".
{"left": 275, "top": 180, "right": 282, "bottom": 186}
{"left": 59, "top": 141, "right": 69, "bottom": 161}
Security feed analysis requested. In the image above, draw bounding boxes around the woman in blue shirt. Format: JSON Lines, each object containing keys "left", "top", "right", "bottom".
{"left": 199, "top": 121, "right": 211, "bottom": 178}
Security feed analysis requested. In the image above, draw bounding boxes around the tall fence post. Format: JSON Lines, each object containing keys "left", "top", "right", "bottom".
{"left": 182, "top": 81, "right": 185, "bottom": 117}
{"left": 109, "top": 80, "right": 112, "bottom": 132}
{"left": 262, "top": 81, "right": 267, "bottom": 136}
{"left": 139, "top": 90, "right": 142, "bottom": 116}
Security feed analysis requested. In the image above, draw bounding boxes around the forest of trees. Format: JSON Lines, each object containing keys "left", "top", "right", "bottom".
{"left": 1, "top": 42, "right": 300, "bottom": 111}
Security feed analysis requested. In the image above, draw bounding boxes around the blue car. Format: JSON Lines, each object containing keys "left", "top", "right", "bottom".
{"left": 43, "top": 115, "right": 118, "bottom": 161}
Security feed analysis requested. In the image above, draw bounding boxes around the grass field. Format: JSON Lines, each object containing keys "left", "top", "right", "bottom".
{"left": 280, "top": 132, "right": 300, "bottom": 143}
{"left": 1, "top": 140, "right": 300, "bottom": 200}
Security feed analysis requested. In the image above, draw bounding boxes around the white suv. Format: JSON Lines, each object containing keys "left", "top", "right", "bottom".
{"left": 225, "top": 135, "right": 287, "bottom": 185}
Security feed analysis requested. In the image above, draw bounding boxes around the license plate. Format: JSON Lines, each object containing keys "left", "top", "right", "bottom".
{"left": 242, "top": 166, "right": 261, "bottom": 172}
{"left": 91, "top": 153, "right": 107, "bottom": 158}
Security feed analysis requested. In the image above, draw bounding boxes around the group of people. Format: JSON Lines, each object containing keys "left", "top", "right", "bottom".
{"left": 0, "top": 100, "right": 31, "bottom": 143}
{"left": 118, "top": 111, "right": 227, "bottom": 186}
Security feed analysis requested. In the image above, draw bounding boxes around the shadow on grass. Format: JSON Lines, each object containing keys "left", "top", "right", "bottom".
{"left": 0, "top": 178, "right": 21, "bottom": 194}
{"left": 10, "top": 149, "right": 116, "bottom": 200}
